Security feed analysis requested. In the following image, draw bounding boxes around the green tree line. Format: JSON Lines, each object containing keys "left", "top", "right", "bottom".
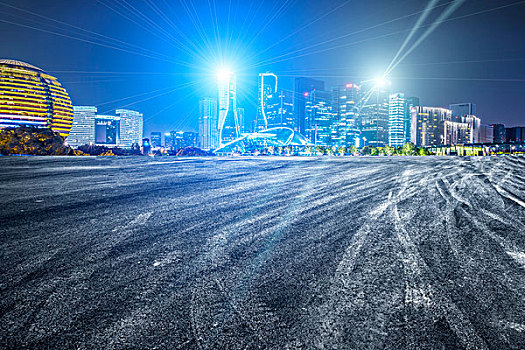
{"left": 264, "top": 143, "right": 431, "bottom": 156}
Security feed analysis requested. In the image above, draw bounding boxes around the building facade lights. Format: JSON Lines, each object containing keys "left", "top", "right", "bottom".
{"left": 0, "top": 59, "right": 74, "bottom": 137}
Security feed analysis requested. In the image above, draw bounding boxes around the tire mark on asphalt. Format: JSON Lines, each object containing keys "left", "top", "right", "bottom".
{"left": 427, "top": 159, "right": 525, "bottom": 348}
{"left": 184, "top": 161, "right": 310, "bottom": 347}
{"left": 493, "top": 184, "right": 525, "bottom": 208}
{"left": 392, "top": 204, "right": 488, "bottom": 350}
{"left": 311, "top": 167, "right": 422, "bottom": 348}
{"left": 394, "top": 167, "right": 489, "bottom": 349}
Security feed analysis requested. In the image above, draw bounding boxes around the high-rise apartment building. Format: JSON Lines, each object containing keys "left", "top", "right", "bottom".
{"left": 294, "top": 77, "right": 325, "bottom": 134}
{"left": 218, "top": 71, "right": 240, "bottom": 145}
{"left": 67, "top": 106, "right": 97, "bottom": 147}
{"left": 198, "top": 97, "right": 218, "bottom": 150}
{"left": 116, "top": 109, "right": 143, "bottom": 148}
{"left": 411, "top": 107, "right": 451, "bottom": 146}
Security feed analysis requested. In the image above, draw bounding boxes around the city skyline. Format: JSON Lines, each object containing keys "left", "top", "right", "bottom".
{"left": 1, "top": 0, "right": 524, "bottom": 137}
{"left": 1, "top": 57, "right": 521, "bottom": 151}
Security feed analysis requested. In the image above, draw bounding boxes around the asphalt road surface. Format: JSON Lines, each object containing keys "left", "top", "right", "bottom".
{"left": 1, "top": 156, "right": 525, "bottom": 349}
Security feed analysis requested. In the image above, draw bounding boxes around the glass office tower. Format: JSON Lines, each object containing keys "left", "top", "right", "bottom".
{"left": 294, "top": 77, "right": 325, "bottom": 134}
{"left": 359, "top": 83, "right": 390, "bottom": 147}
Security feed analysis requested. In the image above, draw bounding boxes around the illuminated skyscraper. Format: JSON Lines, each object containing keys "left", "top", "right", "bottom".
{"left": 294, "top": 77, "right": 325, "bottom": 134}
{"left": 67, "top": 106, "right": 97, "bottom": 147}
{"left": 116, "top": 109, "right": 143, "bottom": 148}
{"left": 168, "top": 131, "right": 178, "bottom": 149}
{"left": 305, "top": 90, "right": 334, "bottom": 146}
{"left": 199, "top": 97, "right": 218, "bottom": 150}
{"left": 237, "top": 107, "right": 245, "bottom": 134}
{"left": 217, "top": 71, "right": 240, "bottom": 145}
{"left": 164, "top": 132, "right": 173, "bottom": 148}
{"left": 388, "top": 93, "right": 406, "bottom": 147}
{"left": 411, "top": 107, "right": 451, "bottom": 146}
{"left": 359, "top": 83, "right": 390, "bottom": 147}
{"left": 331, "top": 83, "right": 361, "bottom": 146}
{"left": 257, "top": 73, "right": 278, "bottom": 131}
{"left": 405, "top": 97, "right": 420, "bottom": 144}
{"left": 265, "top": 90, "right": 294, "bottom": 129}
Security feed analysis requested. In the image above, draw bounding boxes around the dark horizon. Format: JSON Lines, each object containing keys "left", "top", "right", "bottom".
{"left": 1, "top": 0, "right": 524, "bottom": 136}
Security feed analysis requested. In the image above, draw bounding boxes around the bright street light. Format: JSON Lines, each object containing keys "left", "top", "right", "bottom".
{"left": 217, "top": 68, "right": 233, "bottom": 82}
{"left": 375, "top": 76, "right": 391, "bottom": 87}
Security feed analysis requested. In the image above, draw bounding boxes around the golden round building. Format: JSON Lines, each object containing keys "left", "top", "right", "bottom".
{"left": 0, "top": 59, "right": 73, "bottom": 137}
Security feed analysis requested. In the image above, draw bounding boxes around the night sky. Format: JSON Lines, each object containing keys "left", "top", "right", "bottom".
{"left": 1, "top": 0, "right": 524, "bottom": 135}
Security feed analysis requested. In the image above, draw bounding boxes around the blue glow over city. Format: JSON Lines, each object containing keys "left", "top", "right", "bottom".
{"left": 2, "top": 0, "right": 525, "bottom": 138}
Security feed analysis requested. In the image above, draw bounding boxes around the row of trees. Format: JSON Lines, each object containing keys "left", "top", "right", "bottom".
{"left": 264, "top": 143, "right": 431, "bottom": 156}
